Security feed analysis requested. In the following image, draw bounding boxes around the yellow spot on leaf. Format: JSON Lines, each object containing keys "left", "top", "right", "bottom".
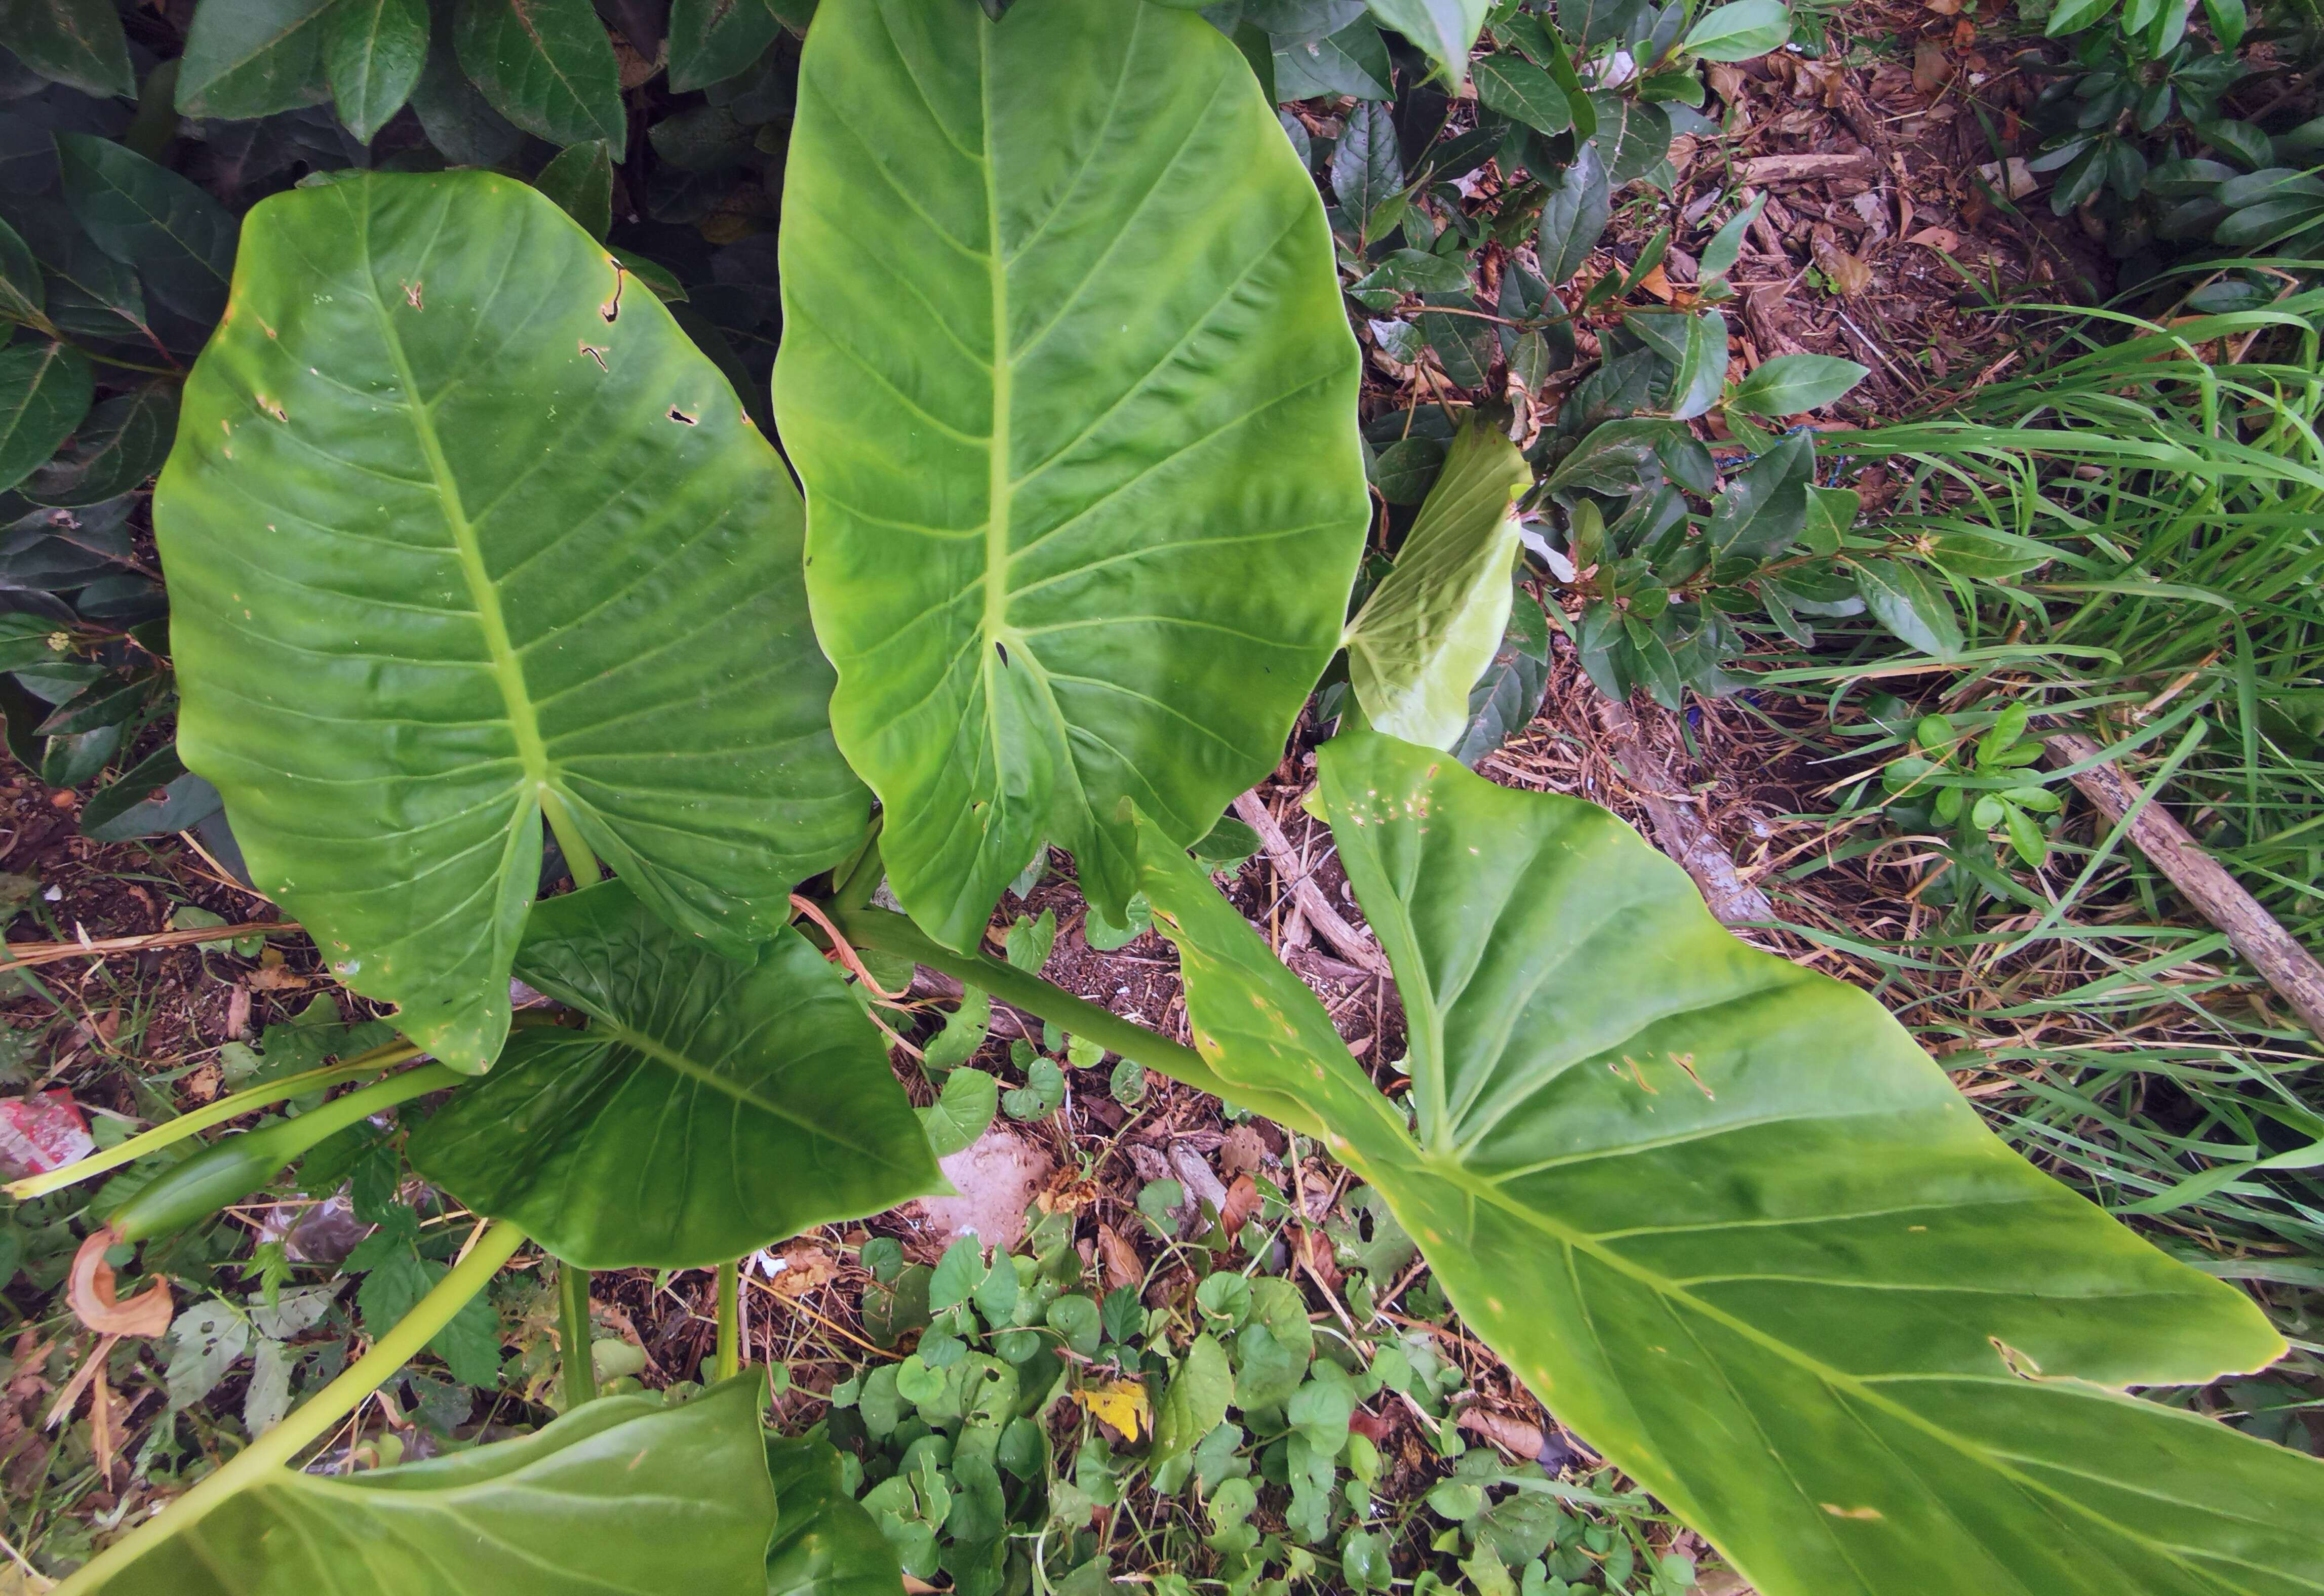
{"left": 1821, "top": 1504, "right": 1881, "bottom": 1520}
{"left": 1073, "top": 1380, "right": 1150, "bottom": 1441}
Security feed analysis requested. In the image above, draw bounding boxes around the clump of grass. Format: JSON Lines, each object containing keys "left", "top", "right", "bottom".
{"left": 1731, "top": 278, "right": 2324, "bottom": 1308}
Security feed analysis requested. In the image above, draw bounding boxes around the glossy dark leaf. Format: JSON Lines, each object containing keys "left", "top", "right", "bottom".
{"left": 154, "top": 172, "right": 867, "bottom": 1068}
{"left": 19, "top": 381, "right": 176, "bottom": 507}
{"left": 55, "top": 134, "right": 237, "bottom": 326}
{"left": 325, "top": 0, "right": 431, "bottom": 143}
{"left": 0, "top": 339, "right": 91, "bottom": 495}
{"left": 407, "top": 881, "right": 940, "bottom": 1268}
{"left": 0, "top": 0, "right": 134, "bottom": 99}
{"left": 1855, "top": 556, "right": 1964, "bottom": 660}
{"left": 1534, "top": 144, "right": 1609, "bottom": 285}
{"left": 533, "top": 137, "right": 612, "bottom": 238}
{"left": 1666, "top": 308, "right": 1727, "bottom": 421}
{"left": 81, "top": 743, "right": 224, "bottom": 842}
{"left": 76, "top": 1375, "right": 781, "bottom": 1595}
{"left": 668, "top": 0, "right": 787, "bottom": 93}
{"left": 1472, "top": 55, "right": 1570, "bottom": 136}
{"left": 1588, "top": 94, "right": 1673, "bottom": 187}
{"left": 1730, "top": 353, "right": 1868, "bottom": 417}
{"left": 452, "top": 0, "right": 626, "bottom": 147}
{"left": 409, "top": 14, "right": 528, "bottom": 165}
{"left": 0, "top": 215, "right": 42, "bottom": 325}
{"left": 175, "top": 0, "right": 336, "bottom": 119}
{"left": 1450, "top": 585, "right": 1549, "bottom": 766}
{"left": 1331, "top": 99, "right": 1402, "bottom": 233}
{"left": 1704, "top": 430, "right": 1812, "bottom": 559}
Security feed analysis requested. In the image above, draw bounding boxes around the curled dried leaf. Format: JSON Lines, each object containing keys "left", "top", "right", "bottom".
{"left": 68, "top": 1227, "right": 173, "bottom": 1338}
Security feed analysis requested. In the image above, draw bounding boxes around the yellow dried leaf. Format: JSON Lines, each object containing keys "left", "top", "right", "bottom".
{"left": 1073, "top": 1379, "right": 1151, "bottom": 1441}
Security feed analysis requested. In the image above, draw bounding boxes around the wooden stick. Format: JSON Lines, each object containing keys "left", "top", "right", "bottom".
{"left": 2047, "top": 732, "right": 2324, "bottom": 1041}
{"left": 1598, "top": 702, "right": 1773, "bottom": 929}
{"left": 1231, "top": 790, "right": 1390, "bottom": 976}
{"left": 0, "top": 920, "right": 297, "bottom": 974}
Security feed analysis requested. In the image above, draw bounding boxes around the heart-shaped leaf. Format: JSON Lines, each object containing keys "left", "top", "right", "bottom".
{"left": 774, "top": 0, "right": 1366, "bottom": 952}
{"left": 76, "top": 1374, "right": 779, "bottom": 1594}
{"left": 1344, "top": 423, "right": 1530, "bottom": 749}
{"left": 406, "top": 880, "right": 940, "bottom": 1268}
{"left": 154, "top": 172, "right": 868, "bottom": 1068}
{"left": 1134, "top": 730, "right": 2324, "bottom": 1596}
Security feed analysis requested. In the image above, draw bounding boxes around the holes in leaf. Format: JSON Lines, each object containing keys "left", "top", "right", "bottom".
{"left": 667, "top": 407, "right": 697, "bottom": 425}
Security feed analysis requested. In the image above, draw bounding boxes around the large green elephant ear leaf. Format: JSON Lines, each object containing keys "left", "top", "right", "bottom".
{"left": 407, "top": 880, "right": 941, "bottom": 1268}
{"left": 1135, "top": 734, "right": 2324, "bottom": 1596}
{"left": 765, "top": 1433, "right": 905, "bottom": 1596}
{"left": 153, "top": 171, "right": 868, "bottom": 1070}
{"left": 81, "top": 1374, "right": 778, "bottom": 1594}
{"left": 773, "top": 0, "right": 1367, "bottom": 953}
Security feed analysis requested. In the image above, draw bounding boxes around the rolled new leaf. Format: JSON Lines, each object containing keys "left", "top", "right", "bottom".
{"left": 75, "top": 1373, "right": 778, "bottom": 1595}
{"left": 154, "top": 172, "right": 868, "bottom": 1070}
{"left": 774, "top": 0, "right": 1367, "bottom": 952}
{"left": 1132, "top": 733, "right": 2324, "bottom": 1596}
{"left": 1343, "top": 422, "right": 1531, "bottom": 749}
{"left": 407, "top": 880, "right": 942, "bottom": 1268}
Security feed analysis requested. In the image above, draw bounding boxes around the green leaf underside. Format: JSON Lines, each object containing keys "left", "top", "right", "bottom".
{"left": 1362, "top": 0, "right": 1490, "bottom": 80}
{"left": 153, "top": 172, "right": 866, "bottom": 1070}
{"left": 79, "top": 1375, "right": 778, "bottom": 1595}
{"left": 774, "top": 0, "right": 1367, "bottom": 952}
{"left": 1344, "top": 422, "right": 1530, "bottom": 749}
{"left": 407, "top": 881, "right": 940, "bottom": 1269}
{"left": 765, "top": 1434, "right": 908, "bottom": 1596}
{"left": 1136, "top": 732, "right": 2323, "bottom": 1596}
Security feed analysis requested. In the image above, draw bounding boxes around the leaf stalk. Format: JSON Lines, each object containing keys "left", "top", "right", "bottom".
{"left": 561, "top": 1260, "right": 597, "bottom": 1410}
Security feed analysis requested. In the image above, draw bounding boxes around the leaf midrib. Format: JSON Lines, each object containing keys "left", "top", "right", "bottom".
{"left": 590, "top": 1013, "right": 890, "bottom": 1159}
{"left": 1377, "top": 1131, "right": 2253, "bottom": 1595}
{"left": 357, "top": 197, "right": 556, "bottom": 809}
{"left": 977, "top": 19, "right": 1016, "bottom": 748}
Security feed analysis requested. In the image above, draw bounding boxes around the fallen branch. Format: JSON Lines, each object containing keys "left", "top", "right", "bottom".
{"left": 1231, "top": 790, "right": 1390, "bottom": 976}
{"left": 1599, "top": 702, "right": 1773, "bottom": 929}
{"left": 2047, "top": 732, "right": 2324, "bottom": 1041}
{"left": 0, "top": 920, "right": 296, "bottom": 974}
